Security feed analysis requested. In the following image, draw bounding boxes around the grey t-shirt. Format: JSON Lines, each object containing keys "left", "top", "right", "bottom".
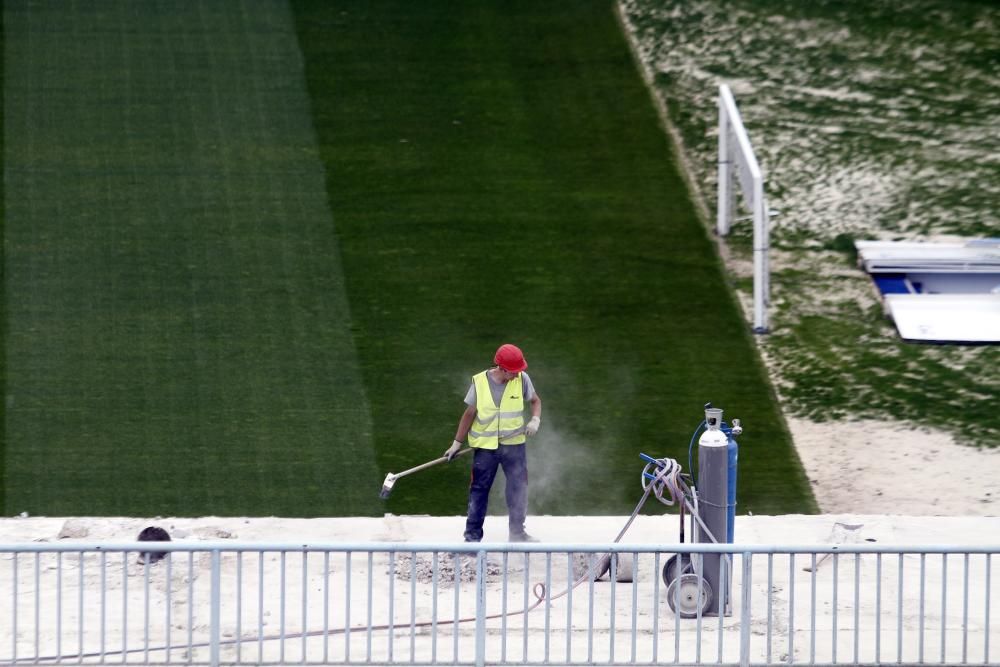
{"left": 464, "top": 370, "right": 535, "bottom": 409}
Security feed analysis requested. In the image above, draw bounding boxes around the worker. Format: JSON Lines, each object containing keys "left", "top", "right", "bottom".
{"left": 445, "top": 343, "right": 542, "bottom": 543}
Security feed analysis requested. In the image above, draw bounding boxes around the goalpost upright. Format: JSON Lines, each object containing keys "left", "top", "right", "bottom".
{"left": 717, "top": 83, "right": 770, "bottom": 333}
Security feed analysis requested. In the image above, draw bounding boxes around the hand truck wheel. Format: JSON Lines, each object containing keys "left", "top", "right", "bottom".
{"left": 661, "top": 553, "right": 693, "bottom": 587}
{"left": 665, "top": 573, "right": 713, "bottom": 618}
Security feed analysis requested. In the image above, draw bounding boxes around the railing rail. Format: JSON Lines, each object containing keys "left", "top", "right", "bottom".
{"left": 2, "top": 542, "right": 998, "bottom": 666}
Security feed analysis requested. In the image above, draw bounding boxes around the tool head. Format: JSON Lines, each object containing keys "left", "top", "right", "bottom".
{"left": 379, "top": 473, "right": 398, "bottom": 499}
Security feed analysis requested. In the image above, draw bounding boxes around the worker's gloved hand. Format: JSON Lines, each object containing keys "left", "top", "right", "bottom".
{"left": 525, "top": 416, "right": 541, "bottom": 436}
{"left": 444, "top": 440, "right": 463, "bottom": 461}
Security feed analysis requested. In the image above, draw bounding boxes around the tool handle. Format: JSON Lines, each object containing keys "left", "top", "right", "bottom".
{"left": 395, "top": 447, "right": 472, "bottom": 479}
{"left": 639, "top": 452, "right": 664, "bottom": 466}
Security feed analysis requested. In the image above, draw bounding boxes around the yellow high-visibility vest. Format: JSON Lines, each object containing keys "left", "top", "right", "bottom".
{"left": 468, "top": 370, "right": 526, "bottom": 449}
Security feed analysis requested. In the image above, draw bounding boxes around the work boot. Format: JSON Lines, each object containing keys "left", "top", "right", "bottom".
{"left": 509, "top": 531, "right": 538, "bottom": 543}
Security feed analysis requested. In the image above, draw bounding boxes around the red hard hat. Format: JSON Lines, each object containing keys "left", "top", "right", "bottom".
{"left": 494, "top": 343, "right": 528, "bottom": 372}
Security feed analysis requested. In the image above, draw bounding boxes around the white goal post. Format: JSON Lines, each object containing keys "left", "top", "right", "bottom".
{"left": 717, "top": 84, "right": 769, "bottom": 333}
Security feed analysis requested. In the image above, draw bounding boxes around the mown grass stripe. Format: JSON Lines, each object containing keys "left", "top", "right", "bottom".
{"left": 4, "top": 0, "right": 378, "bottom": 516}
{"left": 0, "top": 2, "right": 6, "bottom": 515}
{"left": 291, "top": 0, "right": 818, "bottom": 515}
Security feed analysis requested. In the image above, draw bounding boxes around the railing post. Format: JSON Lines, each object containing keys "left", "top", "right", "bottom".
{"left": 740, "top": 552, "right": 753, "bottom": 667}
{"left": 476, "top": 549, "right": 487, "bottom": 667}
{"left": 210, "top": 549, "right": 221, "bottom": 667}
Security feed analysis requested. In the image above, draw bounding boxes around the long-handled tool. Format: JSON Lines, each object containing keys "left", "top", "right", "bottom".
{"left": 379, "top": 447, "right": 472, "bottom": 499}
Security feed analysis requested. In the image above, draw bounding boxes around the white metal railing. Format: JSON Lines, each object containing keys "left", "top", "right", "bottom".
{"left": 1, "top": 542, "right": 998, "bottom": 666}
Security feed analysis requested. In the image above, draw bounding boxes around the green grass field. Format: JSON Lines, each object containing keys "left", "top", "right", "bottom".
{"left": 2, "top": 0, "right": 817, "bottom": 519}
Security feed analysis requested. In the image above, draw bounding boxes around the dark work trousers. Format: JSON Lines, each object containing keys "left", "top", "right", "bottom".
{"left": 464, "top": 445, "right": 527, "bottom": 542}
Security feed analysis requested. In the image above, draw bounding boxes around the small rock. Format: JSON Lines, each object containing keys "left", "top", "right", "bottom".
{"left": 58, "top": 519, "right": 90, "bottom": 539}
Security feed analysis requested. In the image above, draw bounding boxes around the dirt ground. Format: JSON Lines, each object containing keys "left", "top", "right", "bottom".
{"left": 787, "top": 416, "right": 1000, "bottom": 516}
